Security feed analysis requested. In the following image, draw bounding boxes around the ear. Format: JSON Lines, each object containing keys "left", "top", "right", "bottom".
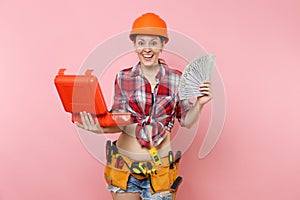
{"left": 160, "top": 41, "right": 165, "bottom": 52}
{"left": 133, "top": 41, "right": 138, "bottom": 53}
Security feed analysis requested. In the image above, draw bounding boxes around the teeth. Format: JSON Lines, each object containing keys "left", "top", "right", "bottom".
{"left": 143, "top": 55, "right": 153, "bottom": 58}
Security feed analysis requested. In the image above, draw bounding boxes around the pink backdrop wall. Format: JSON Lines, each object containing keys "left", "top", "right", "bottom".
{"left": 1, "top": 0, "right": 300, "bottom": 199}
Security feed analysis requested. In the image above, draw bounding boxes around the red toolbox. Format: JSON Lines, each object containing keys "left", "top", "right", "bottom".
{"left": 54, "top": 69, "right": 131, "bottom": 127}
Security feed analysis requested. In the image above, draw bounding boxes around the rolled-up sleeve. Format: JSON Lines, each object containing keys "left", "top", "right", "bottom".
{"left": 176, "top": 97, "right": 193, "bottom": 127}
{"left": 111, "top": 73, "right": 127, "bottom": 112}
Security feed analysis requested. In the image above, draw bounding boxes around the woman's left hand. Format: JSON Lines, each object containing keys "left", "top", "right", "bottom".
{"left": 197, "top": 81, "right": 213, "bottom": 105}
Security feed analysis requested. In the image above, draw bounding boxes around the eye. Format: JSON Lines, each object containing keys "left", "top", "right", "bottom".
{"left": 137, "top": 41, "right": 144, "bottom": 46}
{"left": 150, "top": 40, "right": 158, "bottom": 46}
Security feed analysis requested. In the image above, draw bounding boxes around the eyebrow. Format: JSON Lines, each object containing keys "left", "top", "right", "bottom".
{"left": 136, "top": 38, "right": 159, "bottom": 42}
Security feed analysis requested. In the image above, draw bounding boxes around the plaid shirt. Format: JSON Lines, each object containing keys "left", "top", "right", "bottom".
{"left": 111, "top": 59, "right": 193, "bottom": 148}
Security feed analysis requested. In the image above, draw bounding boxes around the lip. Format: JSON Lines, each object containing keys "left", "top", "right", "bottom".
{"left": 142, "top": 54, "right": 153, "bottom": 58}
{"left": 142, "top": 54, "right": 154, "bottom": 61}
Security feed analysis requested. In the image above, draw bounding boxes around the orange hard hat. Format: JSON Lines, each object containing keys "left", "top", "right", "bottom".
{"left": 129, "top": 13, "right": 169, "bottom": 43}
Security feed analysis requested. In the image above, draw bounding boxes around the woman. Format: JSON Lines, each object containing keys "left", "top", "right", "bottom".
{"left": 75, "top": 13, "right": 212, "bottom": 200}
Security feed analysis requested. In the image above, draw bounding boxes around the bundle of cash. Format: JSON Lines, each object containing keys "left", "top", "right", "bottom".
{"left": 178, "top": 54, "right": 215, "bottom": 100}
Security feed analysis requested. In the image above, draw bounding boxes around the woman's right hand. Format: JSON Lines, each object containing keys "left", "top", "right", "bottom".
{"left": 74, "top": 111, "right": 104, "bottom": 133}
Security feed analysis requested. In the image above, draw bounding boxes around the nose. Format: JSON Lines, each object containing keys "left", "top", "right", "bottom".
{"left": 143, "top": 47, "right": 151, "bottom": 52}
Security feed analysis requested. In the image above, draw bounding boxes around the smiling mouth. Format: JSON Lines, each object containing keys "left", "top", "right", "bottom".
{"left": 143, "top": 54, "right": 154, "bottom": 59}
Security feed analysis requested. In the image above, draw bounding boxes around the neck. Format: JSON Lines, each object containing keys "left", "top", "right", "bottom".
{"left": 141, "top": 63, "right": 160, "bottom": 74}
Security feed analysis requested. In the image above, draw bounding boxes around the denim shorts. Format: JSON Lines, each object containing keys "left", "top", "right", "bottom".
{"left": 108, "top": 175, "right": 173, "bottom": 200}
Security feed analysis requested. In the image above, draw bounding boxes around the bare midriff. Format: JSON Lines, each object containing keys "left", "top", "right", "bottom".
{"left": 116, "top": 123, "right": 171, "bottom": 161}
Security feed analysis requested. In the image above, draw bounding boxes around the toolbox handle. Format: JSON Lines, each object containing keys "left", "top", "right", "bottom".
{"left": 57, "top": 68, "right": 94, "bottom": 76}
{"left": 58, "top": 68, "right": 66, "bottom": 75}
{"left": 85, "top": 69, "right": 94, "bottom": 76}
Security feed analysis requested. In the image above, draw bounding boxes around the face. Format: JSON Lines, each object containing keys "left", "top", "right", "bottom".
{"left": 134, "top": 35, "right": 165, "bottom": 67}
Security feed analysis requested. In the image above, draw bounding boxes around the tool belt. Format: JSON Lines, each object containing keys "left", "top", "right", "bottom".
{"left": 104, "top": 140, "right": 183, "bottom": 194}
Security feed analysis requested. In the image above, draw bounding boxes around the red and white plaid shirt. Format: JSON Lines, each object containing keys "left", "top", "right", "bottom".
{"left": 111, "top": 59, "right": 192, "bottom": 148}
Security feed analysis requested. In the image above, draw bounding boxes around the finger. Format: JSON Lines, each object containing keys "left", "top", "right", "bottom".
{"left": 200, "top": 89, "right": 211, "bottom": 95}
{"left": 199, "top": 87, "right": 210, "bottom": 92}
{"left": 80, "top": 112, "right": 86, "bottom": 129}
{"left": 200, "top": 83, "right": 211, "bottom": 88}
{"left": 87, "top": 113, "right": 96, "bottom": 130}
{"left": 87, "top": 113, "right": 95, "bottom": 125}
{"left": 95, "top": 117, "right": 101, "bottom": 128}
{"left": 200, "top": 91, "right": 211, "bottom": 96}
{"left": 81, "top": 111, "right": 89, "bottom": 129}
{"left": 74, "top": 121, "right": 84, "bottom": 129}
{"left": 202, "top": 80, "right": 211, "bottom": 84}
{"left": 84, "top": 111, "right": 93, "bottom": 130}
{"left": 83, "top": 111, "right": 91, "bottom": 125}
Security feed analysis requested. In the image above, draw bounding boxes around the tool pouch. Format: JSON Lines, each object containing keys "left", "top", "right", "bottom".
{"left": 104, "top": 165, "right": 130, "bottom": 190}
{"left": 104, "top": 140, "right": 182, "bottom": 194}
{"left": 148, "top": 166, "right": 179, "bottom": 194}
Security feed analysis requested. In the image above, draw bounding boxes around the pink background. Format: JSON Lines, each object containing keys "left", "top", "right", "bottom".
{"left": 1, "top": 0, "right": 300, "bottom": 199}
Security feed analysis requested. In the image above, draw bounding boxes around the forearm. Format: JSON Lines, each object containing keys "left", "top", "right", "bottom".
{"left": 182, "top": 81, "right": 213, "bottom": 128}
{"left": 91, "top": 126, "right": 123, "bottom": 134}
{"left": 183, "top": 100, "right": 204, "bottom": 128}
{"left": 75, "top": 112, "right": 125, "bottom": 134}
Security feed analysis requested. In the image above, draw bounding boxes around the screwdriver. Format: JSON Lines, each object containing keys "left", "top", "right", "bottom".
{"left": 106, "top": 141, "right": 112, "bottom": 165}
{"left": 168, "top": 151, "right": 174, "bottom": 169}
{"left": 170, "top": 176, "right": 183, "bottom": 192}
{"left": 146, "top": 161, "right": 156, "bottom": 174}
{"left": 130, "top": 162, "right": 147, "bottom": 175}
{"left": 115, "top": 155, "right": 125, "bottom": 169}
{"left": 175, "top": 151, "right": 182, "bottom": 163}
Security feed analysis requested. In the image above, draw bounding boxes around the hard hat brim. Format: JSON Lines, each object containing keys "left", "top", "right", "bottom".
{"left": 129, "top": 27, "right": 169, "bottom": 43}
